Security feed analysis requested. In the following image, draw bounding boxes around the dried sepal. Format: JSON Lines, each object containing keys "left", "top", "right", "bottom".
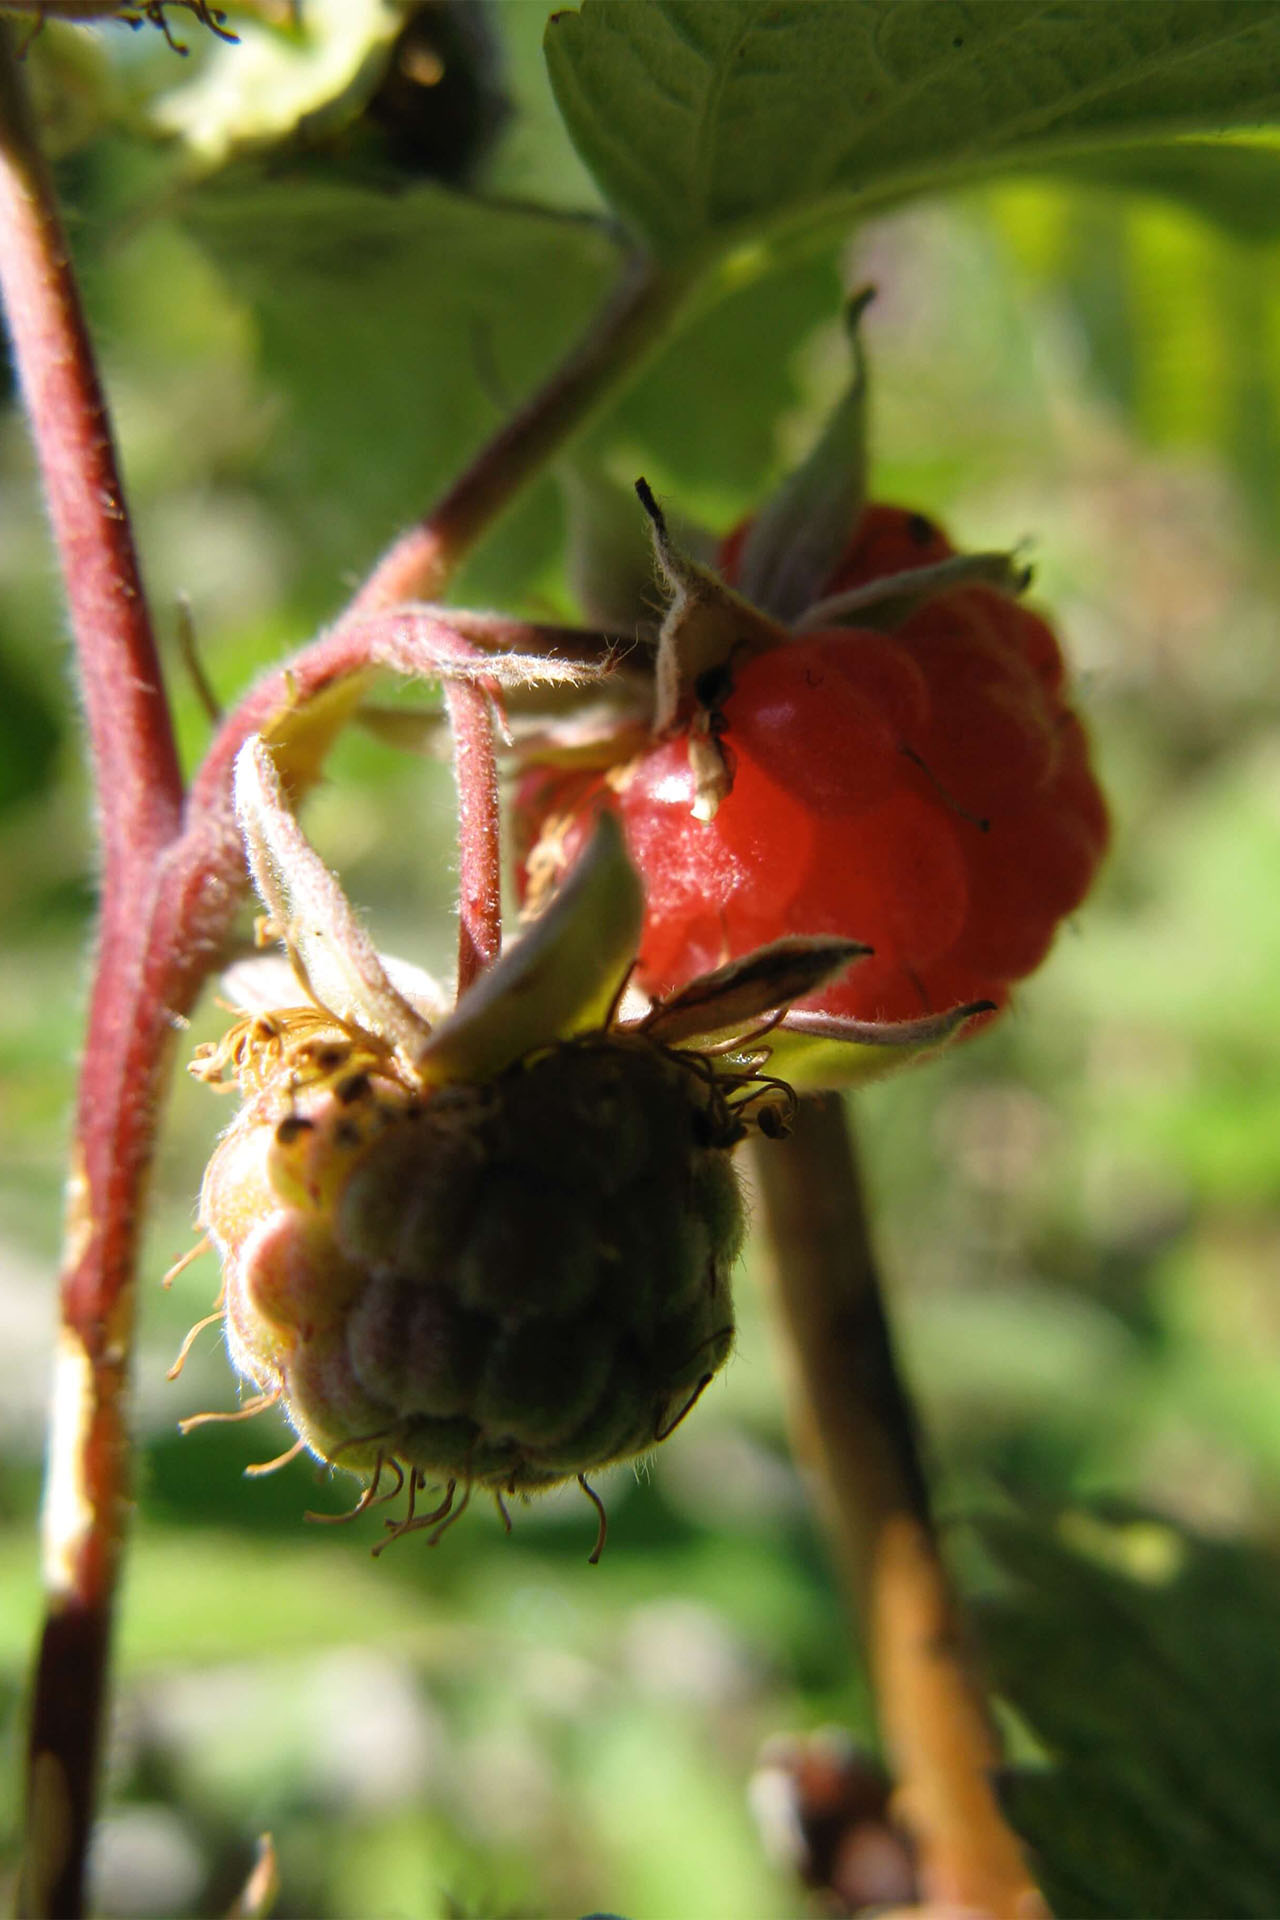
{"left": 682, "top": 725, "right": 729, "bottom": 823}
{"left": 639, "top": 935, "right": 868, "bottom": 1048}
{"left": 637, "top": 479, "right": 787, "bottom": 733}
{"left": 234, "top": 737, "right": 432, "bottom": 1066}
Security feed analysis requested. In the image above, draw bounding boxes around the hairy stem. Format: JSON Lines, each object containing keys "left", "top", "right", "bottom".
{"left": 345, "top": 253, "right": 686, "bottom": 615}
{"left": 0, "top": 26, "right": 195, "bottom": 1916}
{"left": 0, "top": 27, "right": 181, "bottom": 865}
{"left": 753, "top": 1093, "right": 1044, "bottom": 1920}
{"left": 443, "top": 678, "right": 502, "bottom": 994}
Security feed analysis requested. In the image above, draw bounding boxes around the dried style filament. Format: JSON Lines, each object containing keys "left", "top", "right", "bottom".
{"left": 166, "top": 1293, "right": 225, "bottom": 1381}
{"left": 306, "top": 1452, "right": 405, "bottom": 1526}
{"left": 178, "top": 1387, "right": 281, "bottom": 1435}
{"left": 578, "top": 1473, "right": 608, "bottom": 1565}
{"left": 374, "top": 1474, "right": 468, "bottom": 1556}
{"left": 162, "top": 1235, "right": 212, "bottom": 1289}
{"left": 243, "top": 1435, "right": 307, "bottom": 1479}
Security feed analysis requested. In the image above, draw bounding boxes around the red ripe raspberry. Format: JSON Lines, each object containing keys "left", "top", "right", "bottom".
{"left": 818, "top": 501, "right": 956, "bottom": 591}
{"left": 520, "top": 504, "right": 1107, "bottom": 1029}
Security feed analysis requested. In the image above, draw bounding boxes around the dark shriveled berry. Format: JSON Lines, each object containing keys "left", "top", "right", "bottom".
{"left": 200, "top": 1033, "right": 744, "bottom": 1494}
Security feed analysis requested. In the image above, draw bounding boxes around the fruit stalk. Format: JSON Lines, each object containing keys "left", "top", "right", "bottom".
{"left": 753, "top": 1093, "right": 1045, "bottom": 1919}
{"left": 443, "top": 676, "right": 502, "bottom": 992}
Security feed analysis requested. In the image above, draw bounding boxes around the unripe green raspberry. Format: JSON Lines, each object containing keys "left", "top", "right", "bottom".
{"left": 200, "top": 1029, "right": 743, "bottom": 1496}
{"left": 184, "top": 734, "right": 961, "bottom": 1548}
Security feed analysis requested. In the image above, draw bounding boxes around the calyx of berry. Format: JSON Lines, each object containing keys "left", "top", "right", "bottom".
{"left": 628, "top": 302, "right": 1032, "bottom": 835}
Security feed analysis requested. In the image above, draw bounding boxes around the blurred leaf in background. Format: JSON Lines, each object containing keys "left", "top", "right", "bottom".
{"left": 971, "top": 1506, "right": 1280, "bottom": 1919}
{"left": 5, "top": 3, "right": 1280, "bottom": 1916}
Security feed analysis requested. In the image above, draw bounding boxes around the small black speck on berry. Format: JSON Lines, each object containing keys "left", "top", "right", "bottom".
{"left": 696, "top": 665, "right": 735, "bottom": 710}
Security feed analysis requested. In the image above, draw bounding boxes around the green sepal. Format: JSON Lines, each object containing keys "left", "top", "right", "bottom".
{"left": 796, "top": 550, "right": 1031, "bottom": 635}
{"left": 419, "top": 811, "right": 644, "bottom": 1084}
{"left": 352, "top": 701, "right": 446, "bottom": 757}
{"left": 732, "top": 289, "right": 873, "bottom": 623}
{"left": 768, "top": 999, "right": 996, "bottom": 1090}
{"left": 234, "top": 737, "right": 434, "bottom": 1064}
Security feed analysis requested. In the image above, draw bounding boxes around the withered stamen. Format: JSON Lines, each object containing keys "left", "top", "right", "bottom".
{"left": 244, "top": 1435, "right": 308, "bottom": 1478}
{"left": 578, "top": 1473, "right": 608, "bottom": 1565}
{"left": 166, "top": 1302, "right": 225, "bottom": 1381}
{"left": 178, "top": 1386, "right": 282, "bottom": 1434}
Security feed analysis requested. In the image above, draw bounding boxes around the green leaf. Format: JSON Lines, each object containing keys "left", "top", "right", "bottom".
{"left": 545, "top": 1, "right": 1280, "bottom": 260}
{"left": 1047, "top": 135, "right": 1280, "bottom": 242}
{"left": 180, "top": 172, "right": 619, "bottom": 590}
{"left": 974, "top": 1507, "right": 1280, "bottom": 1917}
{"left": 559, "top": 454, "right": 668, "bottom": 632}
{"left": 234, "top": 737, "right": 434, "bottom": 1063}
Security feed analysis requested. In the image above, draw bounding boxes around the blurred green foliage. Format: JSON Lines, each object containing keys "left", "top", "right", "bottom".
{"left": 5, "top": 4, "right": 1280, "bottom": 1916}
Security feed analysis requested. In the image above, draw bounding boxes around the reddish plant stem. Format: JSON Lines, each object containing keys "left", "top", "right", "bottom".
{"left": 0, "top": 26, "right": 190, "bottom": 1916}
{"left": 344, "top": 253, "right": 685, "bottom": 616}
{"left": 443, "top": 678, "right": 502, "bottom": 994}
{"left": 438, "top": 608, "right": 638, "bottom": 670}
{"left": 0, "top": 29, "right": 181, "bottom": 865}
{"left": 185, "top": 603, "right": 606, "bottom": 823}
{"left": 753, "top": 1094, "right": 1045, "bottom": 1920}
